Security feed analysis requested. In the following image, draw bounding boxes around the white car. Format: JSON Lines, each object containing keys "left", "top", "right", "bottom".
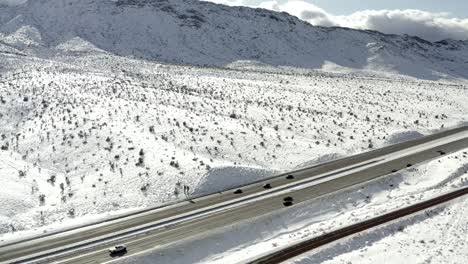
{"left": 108, "top": 245, "right": 127, "bottom": 254}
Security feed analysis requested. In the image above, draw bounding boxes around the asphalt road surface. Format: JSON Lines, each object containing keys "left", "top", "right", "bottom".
{"left": 1, "top": 126, "right": 468, "bottom": 264}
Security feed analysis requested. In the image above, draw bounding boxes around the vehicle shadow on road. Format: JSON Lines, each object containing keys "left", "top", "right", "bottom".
{"left": 110, "top": 251, "right": 128, "bottom": 258}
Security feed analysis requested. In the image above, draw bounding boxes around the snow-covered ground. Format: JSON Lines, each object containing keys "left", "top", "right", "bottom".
{"left": 0, "top": 48, "right": 467, "bottom": 264}
{"left": 289, "top": 199, "right": 468, "bottom": 264}
{"left": 1, "top": 51, "right": 467, "bottom": 241}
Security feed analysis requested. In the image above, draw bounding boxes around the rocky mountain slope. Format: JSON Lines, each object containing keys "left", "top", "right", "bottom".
{"left": 0, "top": 0, "right": 467, "bottom": 80}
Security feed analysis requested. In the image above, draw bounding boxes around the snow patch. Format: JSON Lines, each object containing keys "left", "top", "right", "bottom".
{"left": 192, "top": 166, "right": 276, "bottom": 196}
{"left": 385, "top": 130, "right": 425, "bottom": 144}
{"left": 293, "top": 153, "right": 344, "bottom": 169}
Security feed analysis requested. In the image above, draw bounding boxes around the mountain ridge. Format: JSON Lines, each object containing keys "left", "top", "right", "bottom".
{"left": 0, "top": 0, "right": 467, "bottom": 80}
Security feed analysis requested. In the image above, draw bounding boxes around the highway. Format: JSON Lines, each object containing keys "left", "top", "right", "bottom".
{"left": 1, "top": 126, "right": 468, "bottom": 264}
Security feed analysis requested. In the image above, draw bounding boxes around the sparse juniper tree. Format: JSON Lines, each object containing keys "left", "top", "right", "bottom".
{"left": 38, "top": 194, "right": 46, "bottom": 205}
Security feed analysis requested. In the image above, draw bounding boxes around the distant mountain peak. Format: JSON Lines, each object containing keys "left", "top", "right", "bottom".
{"left": 0, "top": 0, "right": 467, "bottom": 80}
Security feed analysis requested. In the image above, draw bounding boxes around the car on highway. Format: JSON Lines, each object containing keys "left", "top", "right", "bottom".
{"left": 108, "top": 245, "right": 127, "bottom": 255}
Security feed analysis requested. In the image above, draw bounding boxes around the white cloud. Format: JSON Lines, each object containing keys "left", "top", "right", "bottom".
{"left": 204, "top": 0, "right": 246, "bottom": 7}
{"left": 0, "top": 0, "right": 27, "bottom": 6}
{"left": 335, "top": 9, "right": 468, "bottom": 41}
{"left": 265, "top": 0, "right": 336, "bottom": 27}
{"left": 207, "top": 0, "right": 468, "bottom": 41}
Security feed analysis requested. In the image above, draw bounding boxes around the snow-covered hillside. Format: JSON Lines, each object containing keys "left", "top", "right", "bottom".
{"left": 0, "top": 51, "right": 467, "bottom": 239}
{"left": 0, "top": 0, "right": 468, "bottom": 80}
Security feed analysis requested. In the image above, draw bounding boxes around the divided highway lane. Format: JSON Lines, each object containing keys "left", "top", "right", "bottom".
{"left": 1, "top": 126, "right": 468, "bottom": 263}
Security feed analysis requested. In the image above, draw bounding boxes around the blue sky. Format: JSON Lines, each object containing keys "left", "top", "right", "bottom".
{"left": 245, "top": 0, "right": 467, "bottom": 18}
{"left": 310, "top": 0, "right": 466, "bottom": 17}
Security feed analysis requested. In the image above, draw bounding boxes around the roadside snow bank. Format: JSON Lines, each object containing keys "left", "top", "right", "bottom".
{"left": 293, "top": 153, "right": 344, "bottom": 169}
{"left": 192, "top": 166, "right": 277, "bottom": 196}
{"left": 385, "top": 130, "right": 425, "bottom": 144}
{"left": 289, "top": 197, "right": 468, "bottom": 264}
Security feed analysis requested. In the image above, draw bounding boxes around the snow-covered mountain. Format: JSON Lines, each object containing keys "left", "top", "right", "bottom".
{"left": 0, "top": 0, "right": 467, "bottom": 80}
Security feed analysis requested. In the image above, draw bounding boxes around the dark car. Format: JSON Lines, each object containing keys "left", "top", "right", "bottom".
{"left": 108, "top": 245, "right": 127, "bottom": 255}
